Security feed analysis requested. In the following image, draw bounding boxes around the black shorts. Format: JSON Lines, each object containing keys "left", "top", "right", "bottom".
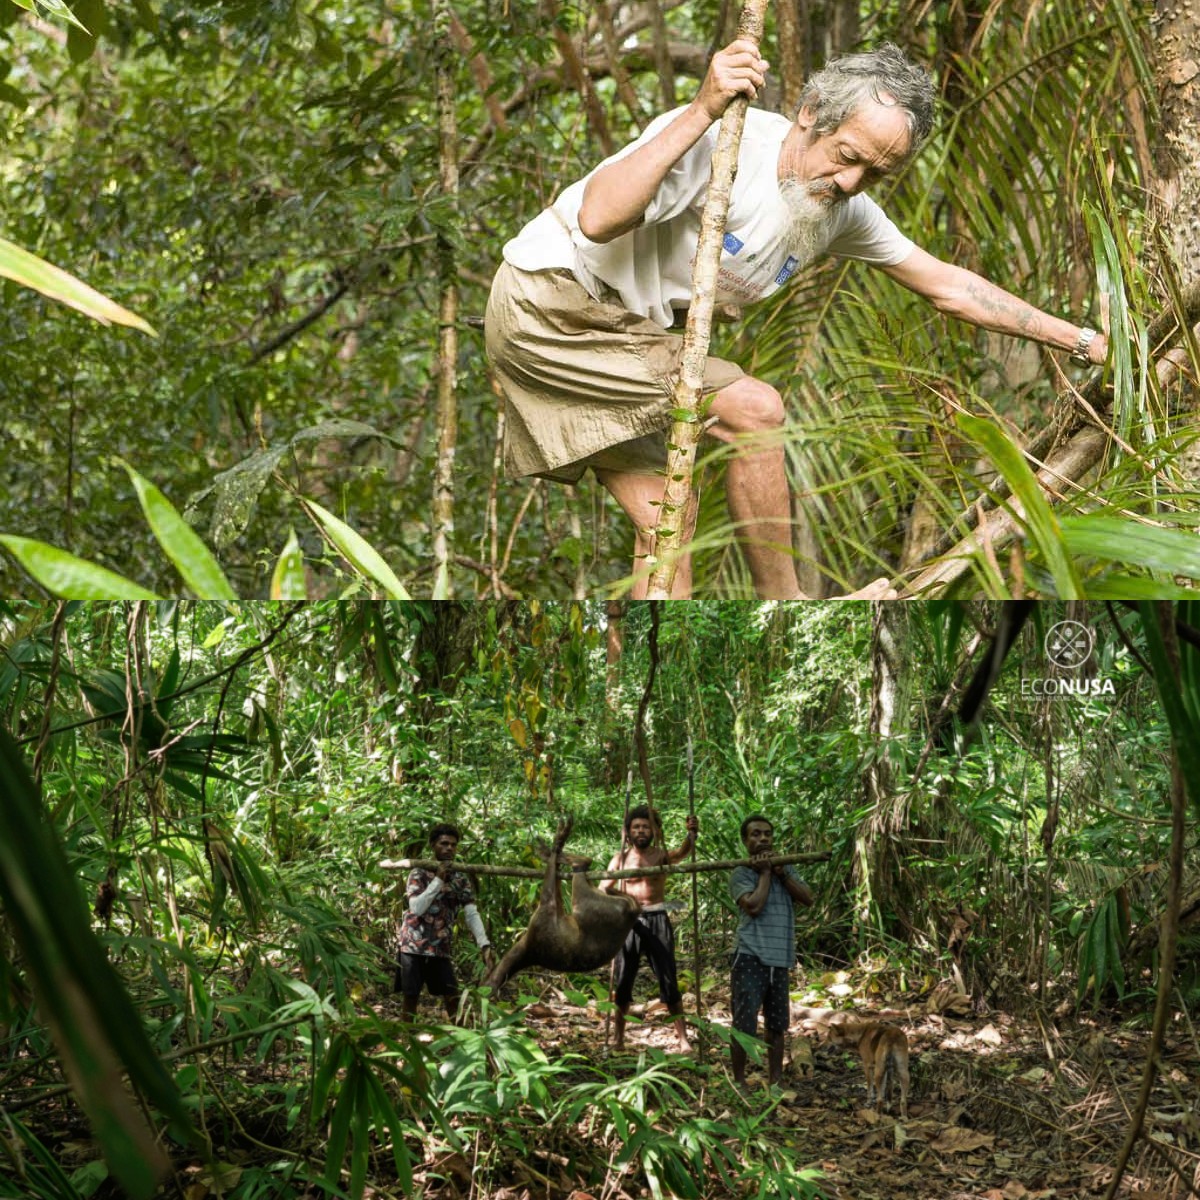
{"left": 395, "top": 952, "right": 458, "bottom": 998}
{"left": 613, "top": 910, "right": 683, "bottom": 1009}
{"left": 731, "top": 952, "right": 790, "bottom": 1036}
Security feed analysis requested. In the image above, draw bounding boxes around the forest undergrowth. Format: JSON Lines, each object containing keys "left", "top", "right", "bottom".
{"left": 4, "top": 950, "right": 1194, "bottom": 1200}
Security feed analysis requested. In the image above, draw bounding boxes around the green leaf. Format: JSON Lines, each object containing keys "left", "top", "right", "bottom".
{"left": 118, "top": 462, "right": 236, "bottom": 599}
{"left": 271, "top": 530, "right": 308, "bottom": 600}
{"left": 300, "top": 497, "right": 411, "bottom": 598}
{"left": 1139, "top": 603, "right": 1200, "bottom": 820}
{"left": 1075, "top": 575, "right": 1200, "bottom": 600}
{"left": 363, "top": 1072, "right": 414, "bottom": 1193}
{"left": 0, "top": 728, "right": 195, "bottom": 1197}
{"left": 0, "top": 236, "right": 153, "bottom": 332}
{"left": 1059, "top": 517, "right": 1200, "bottom": 582}
{"left": 956, "top": 412, "right": 1082, "bottom": 597}
{"left": 34, "top": 0, "right": 90, "bottom": 29}
{"left": 0, "top": 536, "right": 161, "bottom": 599}
{"left": 202, "top": 622, "right": 227, "bottom": 649}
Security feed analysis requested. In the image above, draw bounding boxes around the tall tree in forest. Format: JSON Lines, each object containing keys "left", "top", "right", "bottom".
{"left": 431, "top": 0, "right": 461, "bottom": 599}
{"left": 1150, "top": 0, "right": 1200, "bottom": 487}
{"left": 1152, "top": 0, "right": 1200, "bottom": 286}
{"left": 854, "top": 599, "right": 911, "bottom": 932}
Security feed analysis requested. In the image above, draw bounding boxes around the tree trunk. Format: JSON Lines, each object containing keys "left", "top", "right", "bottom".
{"left": 546, "top": 0, "right": 613, "bottom": 156}
{"left": 1152, "top": 0, "right": 1200, "bottom": 286}
{"left": 854, "top": 600, "right": 910, "bottom": 932}
{"left": 776, "top": 0, "right": 804, "bottom": 115}
{"left": 647, "top": 0, "right": 677, "bottom": 110}
{"left": 1151, "top": 0, "right": 1200, "bottom": 485}
{"left": 431, "top": 0, "right": 460, "bottom": 599}
{"left": 593, "top": 0, "right": 645, "bottom": 129}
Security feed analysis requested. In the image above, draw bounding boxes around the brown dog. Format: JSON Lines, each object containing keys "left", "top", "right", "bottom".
{"left": 824, "top": 1013, "right": 910, "bottom": 1119}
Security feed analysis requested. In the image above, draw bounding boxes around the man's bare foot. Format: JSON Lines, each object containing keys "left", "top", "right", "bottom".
{"left": 833, "top": 577, "right": 897, "bottom": 600}
{"left": 675, "top": 1037, "right": 693, "bottom": 1054}
{"left": 780, "top": 577, "right": 898, "bottom": 601}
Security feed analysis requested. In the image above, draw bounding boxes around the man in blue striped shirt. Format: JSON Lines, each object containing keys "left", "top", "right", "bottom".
{"left": 729, "top": 814, "right": 813, "bottom": 1088}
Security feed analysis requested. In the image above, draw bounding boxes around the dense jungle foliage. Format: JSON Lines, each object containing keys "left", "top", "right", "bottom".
{"left": 2, "top": 0, "right": 1196, "bottom": 599}
{"left": 2, "top": 599, "right": 1200, "bottom": 1197}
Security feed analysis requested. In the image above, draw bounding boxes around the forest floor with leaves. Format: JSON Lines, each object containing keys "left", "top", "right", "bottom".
{"left": 13, "top": 978, "right": 1198, "bottom": 1200}
{"left": 429, "top": 978, "right": 1200, "bottom": 1200}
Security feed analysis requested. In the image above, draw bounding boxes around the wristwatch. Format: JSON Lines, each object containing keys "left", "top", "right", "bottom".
{"left": 1069, "top": 326, "right": 1098, "bottom": 366}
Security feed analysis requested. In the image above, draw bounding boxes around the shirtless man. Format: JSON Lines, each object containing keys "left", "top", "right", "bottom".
{"left": 600, "top": 805, "right": 699, "bottom": 1051}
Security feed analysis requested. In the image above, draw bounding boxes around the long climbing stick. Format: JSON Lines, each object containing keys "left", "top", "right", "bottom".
{"left": 380, "top": 853, "right": 827, "bottom": 879}
{"left": 687, "top": 731, "right": 704, "bottom": 1060}
{"left": 644, "top": 0, "right": 771, "bottom": 598}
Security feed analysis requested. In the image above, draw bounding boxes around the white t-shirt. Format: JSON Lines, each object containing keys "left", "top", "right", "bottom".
{"left": 503, "top": 106, "right": 915, "bottom": 329}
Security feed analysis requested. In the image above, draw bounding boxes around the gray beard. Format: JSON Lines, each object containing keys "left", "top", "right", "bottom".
{"left": 778, "top": 177, "right": 839, "bottom": 265}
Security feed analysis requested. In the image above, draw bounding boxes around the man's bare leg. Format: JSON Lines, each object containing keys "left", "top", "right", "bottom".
{"left": 596, "top": 469, "right": 695, "bottom": 598}
{"left": 670, "top": 1006, "right": 692, "bottom": 1053}
{"left": 709, "top": 378, "right": 896, "bottom": 600}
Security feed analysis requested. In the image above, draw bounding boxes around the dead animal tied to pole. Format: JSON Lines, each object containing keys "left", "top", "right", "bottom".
{"left": 484, "top": 815, "right": 640, "bottom": 991}
{"left": 380, "top": 851, "right": 824, "bottom": 879}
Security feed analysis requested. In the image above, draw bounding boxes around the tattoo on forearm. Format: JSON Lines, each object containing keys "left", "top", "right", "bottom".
{"left": 966, "top": 280, "right": 1044, "bottom": 338}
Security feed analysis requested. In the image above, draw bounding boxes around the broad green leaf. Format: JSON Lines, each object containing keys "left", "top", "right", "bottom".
{"left": 0, "top": 536, "right": 160, "bottom": 599}
{"left": 300, "top": 497, "right": 411, "bottom": 599}
{"left": 30, "top": 0, "right": 90, "bottom": 29}
{"left": 0, "top": 728, "right": 195, "bottom": 1198}
{"left": 1082, "top": 202, "right": 1137, "bottom": 444}
{"left": 1059, "top": 517, "right": 1200, "bottom": 582}
{"left": 118, "top": 462, "right": 236, "bottom": 599}
{"left": 1139, "top": 603, "right": 1200, "bottom": 821}
{"left": 0, "top": 236, "right": 153, "bottom": 332}
{"left": 1077, "top": 575, "right": 1200, "bottom": 600}
{"left": 956, "top": 412, "right": 1082, "bottom": 598}
{"left": 202, "top": 622, "right": 227, "bottom": 649}
{"left": 271, "top": 530, "right": 308, "bottom": 599}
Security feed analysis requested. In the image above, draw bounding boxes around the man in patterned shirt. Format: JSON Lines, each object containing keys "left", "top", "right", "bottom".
{"left": 396, "top": 823, "right": 495, "bottom": 1020}
{"left": 729, "top": 814, "right": 813, "bottom": 1089}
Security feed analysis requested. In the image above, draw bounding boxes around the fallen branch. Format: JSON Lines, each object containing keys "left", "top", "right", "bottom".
{"left": 905, "top": 425, "right": 1109, "bottom": 594}
{"left": 380, "top": 851, "right": 827, "bottom": 880}
{"left": 906, "top": 283, "right": 1200, "bottom": 595}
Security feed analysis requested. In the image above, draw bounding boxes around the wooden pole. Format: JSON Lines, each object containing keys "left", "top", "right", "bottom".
{"left": 380, "top": 852, "right": 827, "bottom": 879}
{"left": 687, "top": 731, "right": 704, "bottom": 1059}
{"left": 605, "top": 765, "right": 634, "bottom": 1052}
{"left": 430, "top": 0, "right": 460, "bottom": 599}
{"left": 644, "top": 0, "right": 772, "bottom": 598}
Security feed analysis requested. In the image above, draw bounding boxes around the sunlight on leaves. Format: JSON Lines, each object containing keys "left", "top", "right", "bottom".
{"left": 118, "top": 461, "right": 237, "bottom": 599}
{"left": 0, "top": 236, "right": 152, "bottom": 332}
{"left": 0, "top": 535, "right": 161, "bottom": 598}
{"left": 299, "top": 497, "right": 411, "bottom": 598}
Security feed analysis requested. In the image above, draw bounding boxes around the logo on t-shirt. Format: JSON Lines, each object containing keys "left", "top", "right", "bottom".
{"left": 775, "top": 255, "right": 799, "bottom": 285}
{"left": 723, "top": 232, "right": 745, "bottom": 255}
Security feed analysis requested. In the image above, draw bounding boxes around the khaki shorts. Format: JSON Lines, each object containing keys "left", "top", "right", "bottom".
{"left": 484, "top": 262, "right": 744, "bottom": 483}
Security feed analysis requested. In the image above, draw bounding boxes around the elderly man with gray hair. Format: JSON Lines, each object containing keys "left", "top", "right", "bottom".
{"left": 486, "top": 41, "right": 1109, "bottom": 599}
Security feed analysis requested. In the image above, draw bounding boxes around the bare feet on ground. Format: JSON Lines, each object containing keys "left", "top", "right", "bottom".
{"left": 791, "top": 578, "right": 899, "bottom": 600}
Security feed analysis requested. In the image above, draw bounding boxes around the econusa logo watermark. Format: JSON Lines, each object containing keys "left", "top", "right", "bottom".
{"left": 1020, "top": 620, "right": 1116, "bottom": 699}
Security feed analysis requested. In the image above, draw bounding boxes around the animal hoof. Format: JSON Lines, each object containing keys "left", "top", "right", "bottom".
{"left": 554, "top": 814, "right": 575, "bottom": 850}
